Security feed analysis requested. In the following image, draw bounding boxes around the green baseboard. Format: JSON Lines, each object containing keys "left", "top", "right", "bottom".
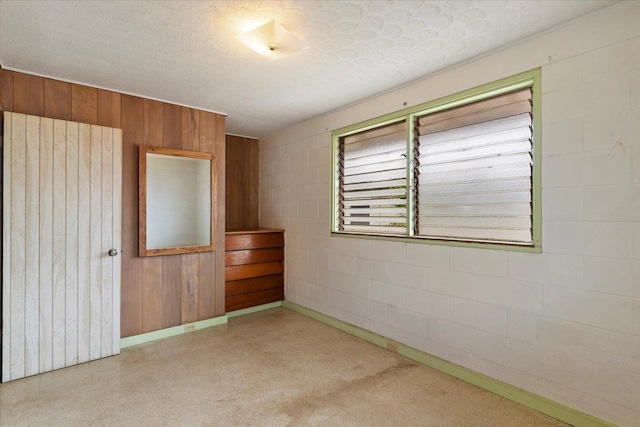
{"left": 282, "top": 301, "right": 613, "bottom": 427}
{"left": 120, "top": 315, "right": 228, "bottom": 349}
{"left": 226, "top": 301, "right": 283, "bottom": 318}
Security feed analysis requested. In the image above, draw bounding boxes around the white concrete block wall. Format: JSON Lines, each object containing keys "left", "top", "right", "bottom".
{"left": 260, "top": 3, "right": 640, "bottom": 426}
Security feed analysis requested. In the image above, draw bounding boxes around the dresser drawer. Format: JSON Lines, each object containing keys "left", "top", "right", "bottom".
{"left": 225, "top": 247, "right": 284, "bottom": 266}
{"left": 226, "top": 274, "right": 284, "bottom": 297}
{"left": 225, "top": 229, "right": 284, "bottom": 312}
{"left": 225, "top": 233, "right": 284, "bottom": 251}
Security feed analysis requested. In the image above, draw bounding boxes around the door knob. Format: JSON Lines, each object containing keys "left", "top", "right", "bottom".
{"left": 108, "top": 249, "right": 118, "bottom": 257}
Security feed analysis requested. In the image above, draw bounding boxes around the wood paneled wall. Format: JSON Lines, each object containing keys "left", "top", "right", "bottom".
{"left": 0, "top": 66, "right": 226, "bottom": 338}
{"left": 225, "top": 135, "right": 259, "bottom": 230}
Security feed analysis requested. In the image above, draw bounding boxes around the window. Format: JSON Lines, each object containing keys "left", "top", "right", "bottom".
{"left": 337, "top": 121, "right": 407, "bottom": 235}
{"left": 332, "top": 69, "right": 541, "bottom": 251}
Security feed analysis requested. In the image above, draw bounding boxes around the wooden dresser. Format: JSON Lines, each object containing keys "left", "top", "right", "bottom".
{"left": 225, "top": 229, "right": 285, "bottom": 312}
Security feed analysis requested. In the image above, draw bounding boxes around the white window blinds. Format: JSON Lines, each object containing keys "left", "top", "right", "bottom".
{"left": 338, "top": 121, "right": 408, "bottom": 235}
{"left": 414, "top": 87, "right": 533, "bottom": 244}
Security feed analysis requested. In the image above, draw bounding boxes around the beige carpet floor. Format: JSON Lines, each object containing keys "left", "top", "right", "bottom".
{"left": 0, "top": 307, "right": 568, "bottom": 426}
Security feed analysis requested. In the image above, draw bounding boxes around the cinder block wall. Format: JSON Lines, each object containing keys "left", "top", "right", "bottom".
{"left": 260, "top": 3, "right": 640, "bottom": 425}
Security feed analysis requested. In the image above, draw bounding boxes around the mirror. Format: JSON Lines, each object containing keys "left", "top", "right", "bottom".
{"left": 139, "top": 146, "right": 215, "bottom": 256}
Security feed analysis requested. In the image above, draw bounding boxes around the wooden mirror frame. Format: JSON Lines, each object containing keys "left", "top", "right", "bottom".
{"left": 139, "top": 146, "right": 216, "bottom": 257}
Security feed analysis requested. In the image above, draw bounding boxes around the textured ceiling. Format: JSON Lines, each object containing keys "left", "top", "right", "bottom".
{"left": 0, "top": 1, "right": 618, "bottom": 138}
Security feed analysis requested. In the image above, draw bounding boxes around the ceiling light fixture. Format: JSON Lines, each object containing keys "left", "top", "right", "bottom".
{"left": 236, "top": 20, "right": 309, "bottom": 60}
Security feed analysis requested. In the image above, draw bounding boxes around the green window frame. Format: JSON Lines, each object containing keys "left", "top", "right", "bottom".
{"left": 331, "top": 68, "right": 541, "bottom": 252}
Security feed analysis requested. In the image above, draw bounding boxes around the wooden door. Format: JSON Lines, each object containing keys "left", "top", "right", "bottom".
{"left": 2, "top": 112, "right": 122, "bottom": 382}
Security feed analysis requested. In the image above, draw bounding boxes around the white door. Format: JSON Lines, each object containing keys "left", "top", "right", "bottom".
{"left": 2, "top": 112, "right": 122, "bottom": 382}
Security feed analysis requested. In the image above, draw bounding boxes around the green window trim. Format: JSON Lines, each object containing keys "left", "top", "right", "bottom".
{"left": 331, "top": 68, "right": 542, "bottom": 253}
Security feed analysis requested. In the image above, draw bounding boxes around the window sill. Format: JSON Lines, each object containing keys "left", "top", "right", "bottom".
{"left": 330, "top": 231, "right": 541, "bottom": 253}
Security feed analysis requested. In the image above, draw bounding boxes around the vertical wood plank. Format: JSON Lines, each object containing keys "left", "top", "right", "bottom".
{"left": 65, "top": 122, "right": 79, "bottom": 366}
{"left": 24, "top": 115, "right": 40, "bottom": 376}
{"left": 181, "top": 253, "right": 198, "bottom": 324}
{"left": 197, "top": 252, "right": 216, "bottom": 320}
{"left": 225, "top": 135, "right": 260, "bottom": 230}
{"left": 198, "top": 112, "right": 217, "bottom": 320}
{"left": 225, "top": 137, "right": 239, "bottom": 230}
{"left": 10, "top": 113, "right": 26, "bottom": 380}
{"left": 52, "top": 119, "right": 66, "bottom": 370}
{"left": 13, "top": 73, "right": 43, "bottom": 117}
{"left": 0, "top": 67, "right": 14, "bottom": 110}
{"left": 2, "top": 112, "right": 13, "bottom": 382}
{"left": 142, "top": 99, "right": 163, "bottom": 332}
{"left": 120, "top": 95, "right": 143, "bottom": 337}
{"left": 144, "top": 99, "right": 163, "bottom": 146}
{"left": 162, "top": 103, "right": 182, "bottom": 149}
{"left": 142, "top": 259, "right": 162, "bottom": 332}
{"left": 112, "top": 129, "right": 122, "bottom": 354}
{"left": 181, "top": 108, "right": 199, "bottom": 151}
{"left": 97, "top": 89, "right": 121, "bottom": 128}
{"left": 71, "top": 84, "right": 98, "bottom": 125}
{"left": 77, "top": 123, "right": 91, "bottom": 363}
{"left": 162, "top": 255, "right": 182, "bottom": 328}
{"left": 89, "top": 125, "right": 102, "bottom": 360}
{"left": 246, "top": 138, "right": 260, "bottom": 229}
{"left": 39, "top": 117, "right": 54, "bottom": 373}
{"left": 101, "top": 127, "right": 114, "bottom": 357}
{"left": 43, "top": 79, "right": 72, "bottom": 121}
{"left": 248, "top": 139, "right": 260, "bottom": 228}
{"left": 215, "top": 114, "right": 226, "bottom": 316}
